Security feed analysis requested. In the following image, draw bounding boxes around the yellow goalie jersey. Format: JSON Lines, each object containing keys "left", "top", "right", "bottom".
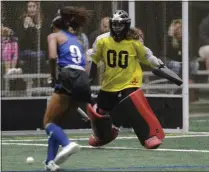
{"left": 90, "top": 32, "right": 152, "bottom": 92}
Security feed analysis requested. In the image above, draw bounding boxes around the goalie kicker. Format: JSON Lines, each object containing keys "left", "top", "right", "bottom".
{"left": 87, "top": 104, "right": 119, "bottom": 147}
{"left": 110, "top": 89, "right": 165, "bottom": 149}
{"left": 87, "top": 89, "right": 165, "bottom": 149}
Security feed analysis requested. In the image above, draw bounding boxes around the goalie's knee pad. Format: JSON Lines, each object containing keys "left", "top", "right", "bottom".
{"left": 110, "top": 89, "right": 165, "bottom": 148}
{"left": 87, "top": 104, "right": 118, "bottom": 146}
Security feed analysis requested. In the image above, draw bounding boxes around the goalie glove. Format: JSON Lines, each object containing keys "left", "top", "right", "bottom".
{"left": 149, "top": 56, "right": 165, "bottom": 68}
{"left": 152, "top": 66, "right": 183, "bottom": 86}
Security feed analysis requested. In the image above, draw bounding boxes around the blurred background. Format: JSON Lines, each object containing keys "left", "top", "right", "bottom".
{"left": 1, "top": 1, "right": 209, "bottom": 130}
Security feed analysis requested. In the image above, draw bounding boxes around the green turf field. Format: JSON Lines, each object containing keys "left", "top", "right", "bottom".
{"left": 2, "top": 116, "right": 209, "bottom": 172}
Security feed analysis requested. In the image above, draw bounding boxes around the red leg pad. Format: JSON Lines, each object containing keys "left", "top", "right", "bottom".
{"left": 88, "top": 126, "right": 119, "bottom": 147}
{"left": 144, "top": 136, "right": 162, "bottom": 149}
{"left": 87, "top": 104, "right": 119, "bottom": 147}
{"left": 87, "top": 104, "right": 104, "bottom": 120}
{"left": 129, "top": 89, "right": 165, "bottom": 140}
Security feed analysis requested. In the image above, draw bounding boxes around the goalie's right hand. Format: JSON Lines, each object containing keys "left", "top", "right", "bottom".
{"left": 149, "top": 56, "right": 165, "bottom": 68}
{"left": 157, "top": 58, "right": 165, "bottom": 67}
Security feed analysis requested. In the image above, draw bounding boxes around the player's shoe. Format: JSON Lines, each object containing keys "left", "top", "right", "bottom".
{"left": 144, "top": 136, "right": 162, "bottom": 149}
{"left": 44, "top": 160, "right": 60, "bottom": 171}
{"left": 88, "top": 126, "right": 119, "bottom": 147}
{"left": 54, "top": 142, "right": 80, "bottom": 165}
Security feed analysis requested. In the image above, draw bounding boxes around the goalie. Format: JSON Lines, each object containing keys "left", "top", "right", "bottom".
{"left": 87, "top": 10, "right": 181, "bottom": 149}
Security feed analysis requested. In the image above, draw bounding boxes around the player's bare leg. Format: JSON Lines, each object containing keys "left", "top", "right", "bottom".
{"left": 43, "top": 93, "right": 80, "bottom": 170}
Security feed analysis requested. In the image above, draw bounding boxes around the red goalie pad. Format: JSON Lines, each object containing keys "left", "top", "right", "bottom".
{"left": 129, "top": 89, "right": 165, "bottom": 140}
{"left": 110, "top": 89, "right": 165, "bottom": 147}
{"left": 87, "top": 104, "right": 119, "bottom": 147}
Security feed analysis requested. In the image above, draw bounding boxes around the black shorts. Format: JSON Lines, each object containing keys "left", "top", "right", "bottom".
{"left": 97, "top": 87, "right": 138, "bottom": 112}
{"left": 55, "top": 68, "right": 91, "bottom": 102}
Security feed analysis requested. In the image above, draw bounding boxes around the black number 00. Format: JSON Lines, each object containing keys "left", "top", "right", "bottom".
{"left": 107, "top": 50, "right": 128, "bottom": 69}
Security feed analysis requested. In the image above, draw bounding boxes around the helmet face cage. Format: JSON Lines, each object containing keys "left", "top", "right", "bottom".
{"left": 110, "top": 10, "right": 131, "bottom": 42}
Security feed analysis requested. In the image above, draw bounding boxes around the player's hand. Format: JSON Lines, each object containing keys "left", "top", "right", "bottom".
{"left": 150, "top": 56, "right": 165, "bottom": 68}
{"left": 24, "top": 17, "right": 35, "bottom": 28}
{"left": 157, "top": 58, "right": 165, "bottom": 68}
{"left": 47, "top": 77, "right": 56, "bottom": 88}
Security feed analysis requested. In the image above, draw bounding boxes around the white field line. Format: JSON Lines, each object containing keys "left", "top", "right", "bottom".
{"left": 194, "top": 120, "right": 209, "bottom": 123}
{"left": 2, "top": 134, "right": 209, "bottom": 142}
{"left": 2, "top": 143, "right": 47, "bottom": 146}
{"left": 188, "top": 132, "right": 209, "bottom": 135}
{"left": 2, "top": 142, "right": 209, "bottom": 153}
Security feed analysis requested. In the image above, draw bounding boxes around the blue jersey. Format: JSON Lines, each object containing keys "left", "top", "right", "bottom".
{"left": 57, "top": 31, "right": 86, "bottom": 68}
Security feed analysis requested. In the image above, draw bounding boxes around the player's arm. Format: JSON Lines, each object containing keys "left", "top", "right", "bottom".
{"left": 143, "top": 46, "right": 164, "bottom": 68}
{"left": 88, "top": 37, "right": 103, "bottom": 82}
{"left": 47, "top": 33, "right": 57, "bottom": 86}
{"left": 134, "top": 41, "right": 164, "bottom": 68}
{"left": 134, "top": 41, "right": 182, "bottom": 85}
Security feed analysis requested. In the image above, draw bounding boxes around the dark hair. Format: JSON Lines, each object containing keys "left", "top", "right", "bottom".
{"left": 51, "top": 15, "right": 63, "bottom": 30}
{"left": 59, "top": 6, "right": 92, "bottom": 31}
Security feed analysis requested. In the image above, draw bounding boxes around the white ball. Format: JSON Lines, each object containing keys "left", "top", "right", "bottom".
{"left": 26, "top": 157, "right": 34, "bottom": 164}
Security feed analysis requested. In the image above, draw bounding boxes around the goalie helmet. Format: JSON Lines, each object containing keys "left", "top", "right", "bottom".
{"left": 109, "top": 10, "right": 131, "bottom": 42}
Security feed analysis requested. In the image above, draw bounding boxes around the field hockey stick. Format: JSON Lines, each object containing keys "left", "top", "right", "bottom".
{"left": 77, "top": 107, "right": 90, "bottom": 122}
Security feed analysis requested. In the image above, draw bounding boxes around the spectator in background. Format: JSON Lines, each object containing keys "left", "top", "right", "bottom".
{"left": 198, "top": 14, "right": 209, "bottom": 76}
{"left": 19, "top": 1, "right": 43, "bottom": 49}
{"left": 16, "top": 1, "right": 45, "bottom": 73}
{"left": 166, "top": 19, "right": 199, "bottom": 101}
{"left": 167, "top": 19, "right": 183, "bottom": 74}
{"left": 89, "top": 16, "right": 109, "bottom": 47}
{"left": 1, "top": 24, "right": 20, "bottom": 74}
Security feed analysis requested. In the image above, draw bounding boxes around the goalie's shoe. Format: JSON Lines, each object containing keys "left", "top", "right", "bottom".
{"left": 54, "top": 142, "right": 81, "bottom": 165}
{"left": 144, "top": 136, "right": 162, "bottom": 149}
{"left": 44, "top": 160, "right": 60, "bottom": 171}
{"left": 88, "top": 126, "right": 119, "bottom": 147}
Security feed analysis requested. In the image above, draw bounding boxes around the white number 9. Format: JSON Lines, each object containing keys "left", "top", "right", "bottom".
{"left": 69, "top": 45, "right": 82, "bottom": 64}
